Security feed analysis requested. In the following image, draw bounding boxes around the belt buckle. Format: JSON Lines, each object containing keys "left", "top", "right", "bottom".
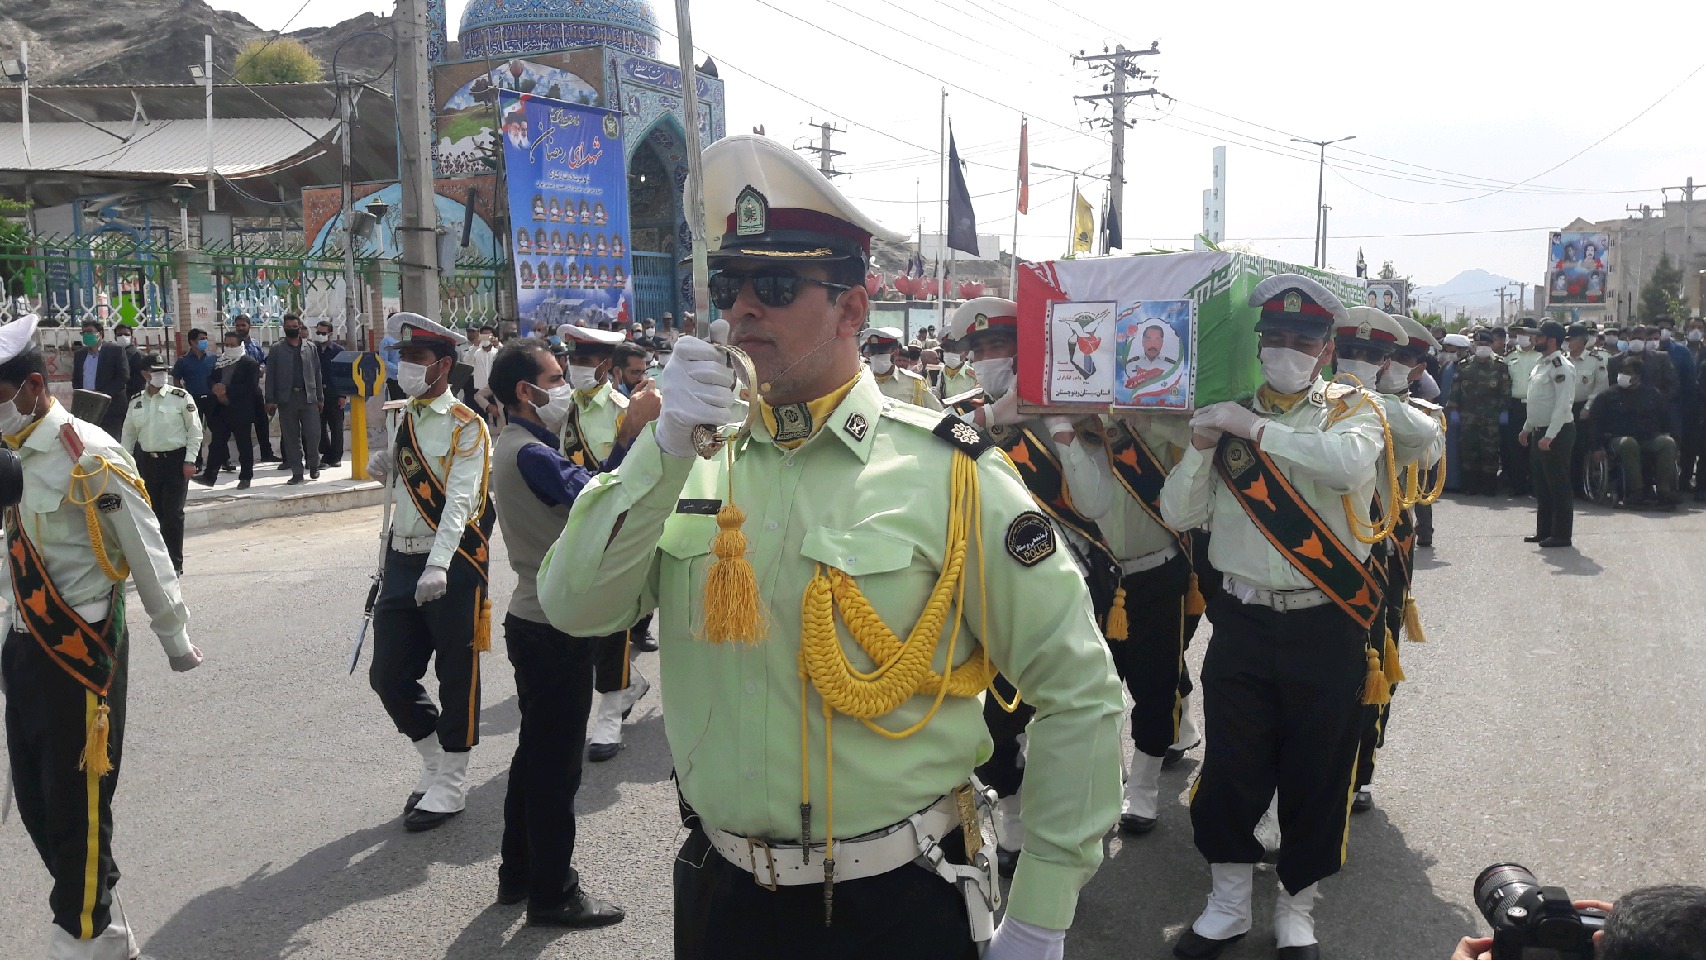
{"left": 746, "top": 838, "right": 778, "bottom": 891}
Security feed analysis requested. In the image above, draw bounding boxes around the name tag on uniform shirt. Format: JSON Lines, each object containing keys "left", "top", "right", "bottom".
{"left": 675, "top": 499, "right": 723, "bottom": 515}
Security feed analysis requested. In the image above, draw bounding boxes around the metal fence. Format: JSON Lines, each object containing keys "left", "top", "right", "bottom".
{"left": 0, "top": 233, "right": 177, "bottom": 328}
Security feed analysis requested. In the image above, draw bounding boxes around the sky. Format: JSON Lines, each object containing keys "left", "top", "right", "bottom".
{"left": 218, "top": 0, "right": 1703, "bottom": 295}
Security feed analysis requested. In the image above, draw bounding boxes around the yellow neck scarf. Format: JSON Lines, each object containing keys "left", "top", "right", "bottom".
{"left": 760, "top": 375, "right": 859, "bottom": 450}
{"left": 1256, "top": 385, "right": 1308, "bottom": 415}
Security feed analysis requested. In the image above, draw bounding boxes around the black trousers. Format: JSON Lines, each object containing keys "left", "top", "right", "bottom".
{"left": 1190, "top": 592, "right": 1368, "bottom": 894}
{"left": 134, "top": 447, "right": 188, "bottom": 573}
{"left": 320, "top": 394, "right": 345, "bottom": 466}
{"left": 3, "top": 628, "right": 128, "bottom": 940}
{"left": 203, "top": 410, "right": 254, "bottom": 483}
{"left": 1356, "top": 558, "right": 1406, "bottom": 792}
{"left": 975, "top": 673, "right": 1034, "bottom": 798}
{"left": 252, "top": 393, "right": 275, "bottom": 458}
{"left": 1107, "top": 551, "right": 1192, "bottom": 758}
{"left": 499, "top": 615, "right": 595, "bottom": 910}
{"left": 369, "top": 549, "right": 482, "bottom": 751}
{"left": 673, "top": 824, "right": 976, "bottom": 960}
{"left": 1569, "top": 401, "right": 1589, "bottom": 491}
{"left": 1501, "top": 399, "right": 1531, "bottom": 494}
{"left": 1530, "top": 423, "right": 1575, "bottom": 543}
{"left": 592, "top": 613, "right": 649, "bottom": 695}
{"left": 191, "top": 394, "right": 212, "bottom": 468}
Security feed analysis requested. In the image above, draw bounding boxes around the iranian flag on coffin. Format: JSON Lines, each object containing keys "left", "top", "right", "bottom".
{"left": 1016, "top": 252, "right": 1362, "bottom": 411}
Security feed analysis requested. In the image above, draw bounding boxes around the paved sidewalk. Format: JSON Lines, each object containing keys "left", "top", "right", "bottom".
{"left": 185, "top": 458, "right": 386, "bottom": 532}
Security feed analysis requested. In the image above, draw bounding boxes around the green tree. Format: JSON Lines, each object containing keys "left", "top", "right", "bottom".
{"left": 0, "top": 198, "right": 37, "bottom": 302}
{"left": 234, "top": 38, "right": 323, "bottom": 84}
{"left": 1637, "top": 252, "right": 1685, "bottom": 323}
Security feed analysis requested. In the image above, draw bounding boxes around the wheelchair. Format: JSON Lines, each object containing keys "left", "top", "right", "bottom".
{"left": 1584, "top": 435, "right": 1680, "bottom": 507}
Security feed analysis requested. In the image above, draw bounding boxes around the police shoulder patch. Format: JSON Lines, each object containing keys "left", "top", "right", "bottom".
{"left": 932, "top": 412, "right": 994, "bottom": 458}
{"left": 1551, "top": 356, "right": 1564, "bottom": 368}
{"left": 97, "top": 492, "right": 122, "bottom": 513}
{"left": 1554, "top": 373, "right": 1567, "bottom": 383}
{"left": 1005, "top": 511, "right": 1057, "bottom": 567}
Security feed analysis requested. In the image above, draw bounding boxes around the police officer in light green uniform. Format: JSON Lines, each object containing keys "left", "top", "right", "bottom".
{"left": 1566, "top": 324, "right": 1608, "bottom": 489}
{"left": 1502, "top": 323, "right": 1542, "bottom": 494}
{"left": 1520, "top": 320, "right": 1576, "bottom": 548}
{"left": 120, "top": 354, "right": 203, "bottom": 575}
{"left": 937, "top": 335, "right": 980, "bottom": 401}
{"left": 862, "top": 326, "right": 944, "bottom": 410}
{"left": 537, "top": 133, "right": 1122, "bottom": 960}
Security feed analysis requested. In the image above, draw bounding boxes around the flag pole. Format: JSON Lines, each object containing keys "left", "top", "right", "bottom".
{"left": 1010, "top": 115, "right": 1023, "bottom": 299}
{"left": 936, "top": 88, "right": 947, "bottom": 335}
{"left": 1067, "top": 175, "right": 1077, "bottom": 258}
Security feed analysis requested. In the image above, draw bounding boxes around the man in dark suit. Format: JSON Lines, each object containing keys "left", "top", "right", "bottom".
{"left": 72, "top": 320, "right": 132, "bottom": 437}
{"left": 314, "top": 319, "right": 348, "bottom": 468}
{"left": 193, "top": 330, "right": 262, "bottom": 489}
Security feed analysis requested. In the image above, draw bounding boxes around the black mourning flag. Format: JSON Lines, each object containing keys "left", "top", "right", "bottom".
{"left": 946, "top": 131, "right": 979, "bottom": 256}
{"left": 1102, "top": 196, "right": 1123, "bottom": 251}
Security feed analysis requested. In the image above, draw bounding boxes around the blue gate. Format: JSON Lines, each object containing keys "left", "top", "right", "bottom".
{"left": 631, "top": 251, "right": 678, "bottom": 325}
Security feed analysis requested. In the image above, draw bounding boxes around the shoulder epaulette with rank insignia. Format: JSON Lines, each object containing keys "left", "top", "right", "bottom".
{"left": 1551, "top": 356, "right": 1564, "bottom": 368}
{"left": 450, "top": 404, "right": 478, "bottom": 424}
{"left": 931, "top": 412, "right": 994, "bottom": 458}
{"left": 1407, "top": 397, "right": 1443, "bottom": 413}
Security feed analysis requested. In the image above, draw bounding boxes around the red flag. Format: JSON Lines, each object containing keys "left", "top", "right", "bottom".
{"left": 1017, "top": 119, "right": 1030, "bottom": 215}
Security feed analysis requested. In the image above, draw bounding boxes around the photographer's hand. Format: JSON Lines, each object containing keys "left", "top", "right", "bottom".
{"left": 1451, "top": 936, "right": 1493, "bottom": 960}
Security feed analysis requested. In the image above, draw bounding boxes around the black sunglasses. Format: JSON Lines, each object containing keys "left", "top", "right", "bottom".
{"left": 709, "top": 269, "right": 852, "bottom": 310}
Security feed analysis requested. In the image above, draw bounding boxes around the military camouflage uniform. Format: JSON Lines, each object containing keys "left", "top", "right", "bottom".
{"left": 1448, "top": 355, "right": 1511, "bottom": 494}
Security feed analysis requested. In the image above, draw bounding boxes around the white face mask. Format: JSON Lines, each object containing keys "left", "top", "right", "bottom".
{"left": 397, "top": 360, "right": 437, "bottom": 398}
{"left": 1616, "top": 339, "right": 1628, "bottom": 352}
{"left": 532, "top": 383, "right": 577, "bottom": 431}
{"left": 1628, "top": 339, "right": 1647, "bottom": 353}
{"left": 567, "top": 364, "right": 602, "bottom": 392}
{"left": 868, "top": 354, "right": 894, "bottom": 375}
{"left": 312, "top": 332, "right": 329, "bottom": 343}
{"left": 1660, "top": 329, "right": 1672, "bottom": 341}
{"left": 145, "top": 373, "right": 160, "bottom": 390}
{"left": 1616, "top": 373, "right": 1634, "bottom": 388}
{"left": 1689, "top": 330, "right": 1704, "bottom": 343}
{"left": 943, "top": 351, "right": 963, "bottom": 368}
{"left": 114, "top": 335, "right": 132, "bottom": 348}
{"left": 1335, "top": 358, "right": 1383, "bottom": 389}
{"left": 1259, "top": 345, "right": 1323, "bottom": 394}
{"left": 1378, "top": 362, "right": 1414, "bottom": 394}
{"left": 1514, "top": 335, "right": 1532, "bottom": 350}
{"left": 1475, "top": 345, "right": 1495, "bottom": 359}
{"left": 970, "top": 357, "right": 1015, "bottom": 397}
{"left": 0, "top": 390, "right": 37, "bottom": 436}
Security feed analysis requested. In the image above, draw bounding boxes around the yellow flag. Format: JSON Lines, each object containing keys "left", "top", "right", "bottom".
{"left": 1072, "top": 190, "right": 1094, "bottom": 254}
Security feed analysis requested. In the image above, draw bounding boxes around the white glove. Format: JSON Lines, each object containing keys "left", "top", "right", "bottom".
{"left": 367, "top": 448, "right": 393, "bottom": 484}
{"left": 169, "top": 645, "right": 204, "bottom": 673}
{"left": 414, "top": 565, "right": 449, "bottom": 606}
{"left": 654, "top": 335, "right": 738, "bottom": 458}
{"left": 1190, "top": 401, "right": 1262, "bottom": 441}
{"left": 1042, "top": 415, "right": 1077, "bottom": 441}
{"left": 985, "top": 917, "right": 1066, "bottom": 960}
{"left": 982, "top": 389, "right": 1025, "bottom": 428}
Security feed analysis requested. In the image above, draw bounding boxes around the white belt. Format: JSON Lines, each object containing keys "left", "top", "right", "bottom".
{"left": 391, "top": 534, "right": 436, "bottom": 555}
{"left": 704, "top": 793, "right": 960, "bottom": 890}
{"left": 1225, "top": 575, "right": 1334, "bottom": 613}
{"left": 1120, "top": 543, "right": 1180, "bottom": 576}
{"left": 11, "top": 603, "right": 106, "bottom": 633}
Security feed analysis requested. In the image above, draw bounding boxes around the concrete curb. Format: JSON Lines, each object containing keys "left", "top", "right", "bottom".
{"left": 184, "top": 481, "right": 386, "bottom": 533}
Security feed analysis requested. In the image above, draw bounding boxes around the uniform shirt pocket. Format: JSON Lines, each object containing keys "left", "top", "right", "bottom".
{"left": 798, "top": 526, "right": 914, "bottom": 577}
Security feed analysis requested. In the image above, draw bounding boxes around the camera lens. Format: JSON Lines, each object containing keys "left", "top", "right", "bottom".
{"left": 1475, "top": 862, "right": 1541, "bottom": 927}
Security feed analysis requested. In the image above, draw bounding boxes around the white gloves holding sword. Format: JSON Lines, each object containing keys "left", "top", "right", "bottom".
{"left": 654, "top": 336, "right": 739, "bottom": 459}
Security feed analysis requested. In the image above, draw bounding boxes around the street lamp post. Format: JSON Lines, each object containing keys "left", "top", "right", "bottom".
{"left": 1291, "top": 135, "right": 1355, "bottom": 268}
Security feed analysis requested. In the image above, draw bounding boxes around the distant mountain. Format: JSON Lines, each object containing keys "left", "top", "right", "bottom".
{"left": 0, "top": 0, "right": 391, "bottom": 86}
{"left": 1413, "top": 268, "right": 1530, "bottom": 319}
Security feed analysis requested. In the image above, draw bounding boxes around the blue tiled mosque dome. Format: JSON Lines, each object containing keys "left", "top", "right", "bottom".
{"left": 459, "top": 0, "right": 662, "bottom": 59}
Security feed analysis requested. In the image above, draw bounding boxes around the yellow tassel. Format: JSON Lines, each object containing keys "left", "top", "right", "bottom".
{"left": 1402, "top": 596, "right": 1427, "bottom": 644}
{"left": 1361, "top": 647, "right": 1391, "bottom": 706}
{"left": 1105, "top": 586, "right": 1129, "bottom": 641}
{"left": 1383, "top": 627, "right": 1406, "bottom": 686}
{"left": 80, "top": 702, "right": 113, "bottom": 777}
{"left": 472, "top": 591, "right": 492, "bottom": 653}
{"left": 703, "top": 502, "right": 763, "bottom": 643}
{"left": 1184, "top": 572, "right": 1207, "bottom": 616}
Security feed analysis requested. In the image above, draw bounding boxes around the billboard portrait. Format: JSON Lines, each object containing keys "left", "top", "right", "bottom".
{"left": 499, "top": 91, "right": 631, "bottom": 333}
{"left": 434, "top": 51, "right": 605, "bottom": 178}
{"left": 1363, "top": 279, "right": 1408, "bottom": 315}
{"left": 1114, "top": 299, "right": 1195, "bottom": 410}
{"left": 1547, "top": 230, "right": 1610, "bottom": 306}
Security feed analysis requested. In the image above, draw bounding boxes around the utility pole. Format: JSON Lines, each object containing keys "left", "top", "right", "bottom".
{"left": 394, "top": 0, "right": 440, "bottom": 319}
{"left": 1515, "top": 281, "right": 1529, "bottom": 316}
{"left": 800, "top": 120, "right": 845, "bottom": 179}
{"left": 339, "top": 74, "right": 362, "bottom": 348}
{"left": 204, "top": 35, "right": 215, "bottom": 211}
{"left": 1496, "top": 284, "right": 1511, "bottom": 321}
{"left": 1291, "top": 134, "right": 1355, "bottom": 267}
{"left": 1074, "top": 41, "right": 1162, "bottom": 255}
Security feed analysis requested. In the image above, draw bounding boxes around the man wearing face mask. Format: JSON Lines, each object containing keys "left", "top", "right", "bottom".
{"left": 1437, "top": 333, "right": 1471, "bottom": 493}
{"left": 1587, "top": 358, "right": 1679, "bottom": 509}
{"left": 195, "top": 331, "right": 262, "bottom": 489}
{"left": 1610, "top": 326, "right": 1678, "bottom": 403}
{"left": 1447, "top": 329, "right": 1510, "bottom": 496}
{"left": 1160, "top": 275, "right": 1387, "bottom": 960}
{"left": 556, "top": 324, "right": 661, "bottom": 759}
{"left": 861, "top": 327, "right": 943, "bottom": 410}
{"left": 1518, "top": 321, "right": 1577, "bottom": 547}
{"left": 170, "top": 328, "right": 217, "bottom": 461}
{"left": 1500, "top": 323, "right": 1541, "bottom": 496}
{"left": 936, "top": 334, "right": 979, "bottom": 400}
{"left": 121, "top": 355, "right": 203, "bottom": 575}
{"left": 264, "top": 314, "right": 325, "bottom": 485}
{"left": 363, "top": 313, "right": 495, "bottom": 832}
{"left": 230, "top": 314, "right": 278, "bottom": 463}
{"left": 610, "top": 341, "right": 650, "bottom": 398}
{"left": 314, "top": 320, "right": 348, "bottom": 469}
{"left": 1565, "top": 324, "right": 1609, "bottom": 492}
{"left": 0, "top": 314, "right": 203, "bottom": 960}
{"left": 72, "top": 320, "right": 132, "bottom": 439}
{"left": 487, "top": 337, "right": 641, "bottom": 927}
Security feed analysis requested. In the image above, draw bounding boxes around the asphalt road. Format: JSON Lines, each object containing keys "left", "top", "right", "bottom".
{"left": 2, "top": 493, "right": 1703, "bottom": 959}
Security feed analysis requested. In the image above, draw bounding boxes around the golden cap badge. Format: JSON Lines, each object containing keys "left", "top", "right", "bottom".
{"left": 735, "top": 186, "right": 767, "bottom": 237}
{"left": 1284, "top": 291, "right": 1303, "bottom": 314}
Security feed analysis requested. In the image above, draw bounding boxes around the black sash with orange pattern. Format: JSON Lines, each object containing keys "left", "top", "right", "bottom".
{"left": 1100, "top": 420, "right": 1190, "bottom": 553}
{"left": 5, "top": 507, "right": 125, "bottom": 694}
{"left": 1391, "top": 509, "right": 1415, "bottom": 592}
{"left": 990, "top": 424, "right": 1121, "bottom": 594}
{"left": 1213, "top": 435, "right": 1383, "bottom": 628}
{"left": 559, "top": 401, "right": 605, "bottom": 472}
{"left": 396, "top": 411, "right": 495, "bottom": 582}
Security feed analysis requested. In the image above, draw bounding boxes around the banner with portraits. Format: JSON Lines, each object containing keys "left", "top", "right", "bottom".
{"left": 1363, "top": 278, "right": 1408, "bottom": 315}
{"left": 1546, "top": 230, "right": 1610, "bottom": 306}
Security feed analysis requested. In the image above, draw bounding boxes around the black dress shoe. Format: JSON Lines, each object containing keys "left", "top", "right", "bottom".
{"left": 526, "top": 889, "right": 626, "bottom": 928}
{"left": 404, "top": 791, "right": 424, "bottom": 815}
{"left": 277, "top": 462, "right": 293, "bottom": 470}
{"left": 1522, "top": 535, "right": 1546, "bottom": 543}
{"left": 1277, "top": 945, "right": 1321, "bottom": 960}
{"left": 1539, "top": 538, "right": 1572, "bottom": 548}
{"left": 996, "top": 845, "right": 1019, "bottom": 878}
{"left": 236, "top": 479, "right": 251, "bottom": 490}
{"left": 632, "top": 633, "right": 659, "bottom": 653}
{"left": 322, "top": 458, "right": 341, "bottom": 468}
{"left": 287, "top": 476, "right": 307, "bottom": 485}
{"left": 496, "top": 880, "right": 528, "bottom": 906}
{"left": 1351, "top": 789, "right": 1374, "bottom": 813}
{"left": 403, "top": 807, "right": 460, "bottom": 832}
{"left": 1118, "top": 813, "right": 1157, "bottom": 835}
{"left": 1173, "top": 929, "right": 1245, "bottom": 959}
{"left": 309, "top": 470, "right": 320, "bottom": 480}
{"left": 1163, "top": 739, "right": 1200, "bottom": 770}
{"left": 587, "top": 741, "right": 621, "bottom": 763}
{"left": 1416, "top": 537, "right": 1432, "bottom": 548}
{"left": 191, "top": 473, "right": 215, "bottom": 487}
